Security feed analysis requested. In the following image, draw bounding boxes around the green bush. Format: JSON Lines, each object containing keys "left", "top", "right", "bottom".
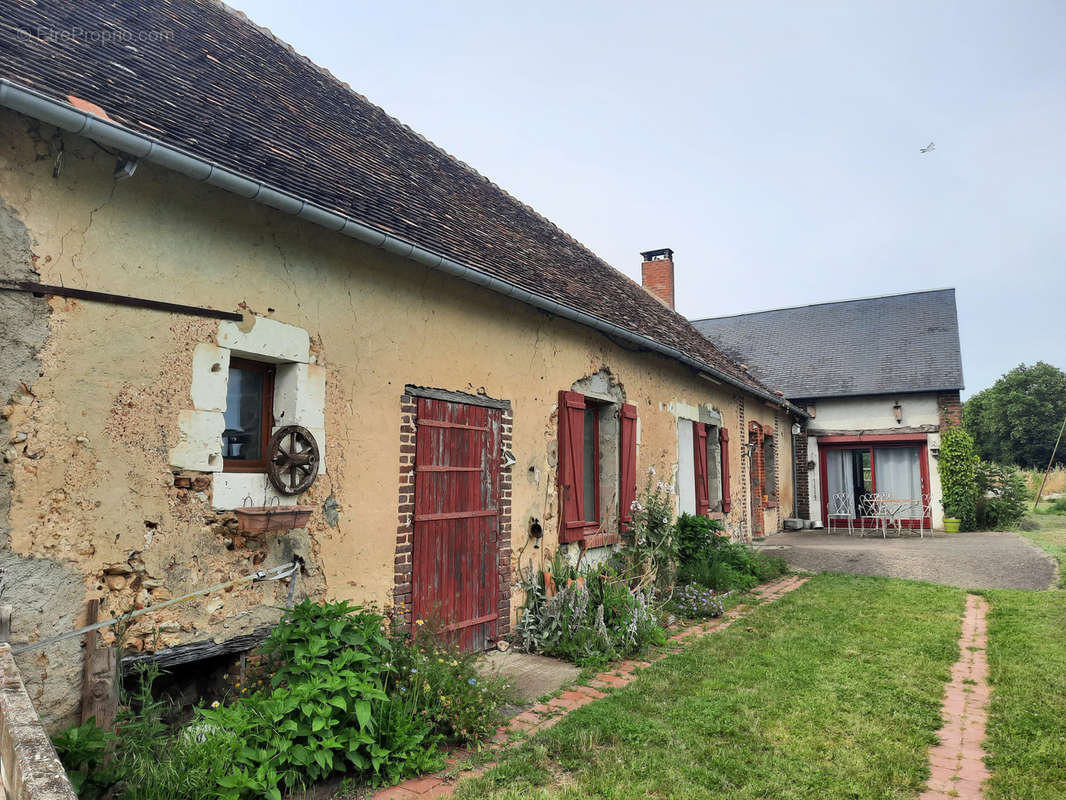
{"left": 198, "top": 600, "right": 440, "bottom": 796}
{"left": 938, "top": 426, "right": 978, "bottom": 530}
{"left": 51, "top": 717, "right": 116, "bottom": 799}
{"left": 54, "top": 601, "right": 511, "bottom": 800}
{"left": 514, "top": 560, "right": 664, "bottom": 668}
{"left": 975, "top": 461, "right": 1028, "bottom": 529}
{"left": 1035, "top": 496, "right": 1066, "bottom": 515}
{"left": 52, "top": 667, "right": 244, "bottom": 800}
{"left": 674, "top": 513, "right": 787, "bottom": 592}
{"left": 388, "top": 621, "right": 512, "bottom": 744}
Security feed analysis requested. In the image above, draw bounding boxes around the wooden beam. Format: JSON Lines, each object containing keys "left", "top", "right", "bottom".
{"left": 120, "top": 625, "right": 273, "bottom": 676}
{"left": 81, "top": 599, "right": 118, "bottom": 729}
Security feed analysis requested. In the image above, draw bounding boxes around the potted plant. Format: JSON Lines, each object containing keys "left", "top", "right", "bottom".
{"left": 943, "top": 517, "right": 961, "bottom": 533}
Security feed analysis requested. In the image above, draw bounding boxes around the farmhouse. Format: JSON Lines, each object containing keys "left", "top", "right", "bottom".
{"left": 692, "top": 289, "right": 965, "bottom": 532}
{"left": 0, "top": 0, "right": 802, "bottom": 726}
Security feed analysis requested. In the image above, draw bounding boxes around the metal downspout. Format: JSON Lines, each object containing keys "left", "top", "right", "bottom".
{"left": 0, "top": 79, "right": 804, "bottom": 418}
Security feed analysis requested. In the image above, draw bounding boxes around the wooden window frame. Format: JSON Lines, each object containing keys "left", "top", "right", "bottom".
{"left": 222, "top": 357, "right": 276, "bottom": 474}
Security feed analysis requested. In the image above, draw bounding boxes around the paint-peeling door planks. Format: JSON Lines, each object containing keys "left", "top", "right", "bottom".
{"left": 412, "top": 398, "right": 501, "bottom": 651}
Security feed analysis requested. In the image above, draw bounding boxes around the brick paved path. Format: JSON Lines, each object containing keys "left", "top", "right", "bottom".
{"left": 370, "top": 575, "right": 810, "bottom": 799}
{"left": 920, "top": 594, "right": 992, "bottom": 800}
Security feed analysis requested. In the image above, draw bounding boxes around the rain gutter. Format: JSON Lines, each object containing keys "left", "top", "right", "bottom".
{"left": 0, "top": 79, "right": 805, "bottom": 418}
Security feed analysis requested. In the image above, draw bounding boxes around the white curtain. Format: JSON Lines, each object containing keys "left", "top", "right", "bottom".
{"left": 825, "top": 449, "right": 856, "bottom": 516}
{"left": 873, "top": 447, "right": 922, "bottom": 517}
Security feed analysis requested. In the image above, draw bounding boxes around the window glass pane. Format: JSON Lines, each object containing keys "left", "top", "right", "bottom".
{"left": 583, "top": 407, "right": 597, "bottom": 523}
{"left": 223, "top": 366, "right": 264, "bottom": 460}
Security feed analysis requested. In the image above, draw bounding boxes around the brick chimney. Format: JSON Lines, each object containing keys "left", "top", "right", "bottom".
{"left": 640, "top": 248, "right": 675, "bottom": 310}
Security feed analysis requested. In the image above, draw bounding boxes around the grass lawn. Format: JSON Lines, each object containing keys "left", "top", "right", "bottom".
{"left": 984, "top": 589, "right": 1066, "bottom": 800}
{"left": 1018, "top": 510, "right": 1066, "bottom": 587}
{"left": 457, "top": 574, "right": 965, "bottom": 800}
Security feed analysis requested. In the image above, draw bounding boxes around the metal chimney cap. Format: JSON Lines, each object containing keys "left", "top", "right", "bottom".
{"left": 640, "top": 248, "right": 674, "bottom": 261}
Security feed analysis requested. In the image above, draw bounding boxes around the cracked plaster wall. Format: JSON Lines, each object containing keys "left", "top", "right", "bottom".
{"left": 0, "top": 109, "right": 794, "bottom": 726}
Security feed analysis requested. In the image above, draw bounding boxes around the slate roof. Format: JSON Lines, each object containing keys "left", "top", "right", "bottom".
{"left": 0, "top": 0, "right": 779, "bottom": 401}
{"left": 691, "top": 289, "right": 964, "bottom": 399}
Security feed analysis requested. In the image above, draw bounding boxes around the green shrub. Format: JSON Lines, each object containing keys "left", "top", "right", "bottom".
{"left": 675, "top": 513, "right": 787, "bottom": 592}
{"left": 53, "top": 668, "right": 240, "bottom": 800}
{"left": 388, "top": 621, "right": 512, "bottom": 744}
{"left": 1035, "top": 496, "right": 1066, "bottom": 515}
{"left": 199, "top": 600, "right": 442, "bottom": 796}
{"left": 54, "top": 601, "right": 511, "bottom": 799}
{"left": 514, "top": 561, "right": 664, "bottom": 668}
{"left": 975, "top": 461, "right": 1028, "bottom": 529}
{"left": 675, "top": 512, "right": 726, "bottom": 564}
{"left": 51, "top": 717, "right": 116, "bottom": 799}
{"left": 938, "top": 426, "right": 978, "bottom": 530}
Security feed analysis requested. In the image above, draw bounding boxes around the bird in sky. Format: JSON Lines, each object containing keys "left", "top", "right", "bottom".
{"left": 920, "top": 141, "right": 935, "bottom": 153}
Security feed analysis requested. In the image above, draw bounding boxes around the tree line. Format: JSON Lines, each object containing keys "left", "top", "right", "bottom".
{"left": 964, "top": 362, "right": 1066, "bottom": 469}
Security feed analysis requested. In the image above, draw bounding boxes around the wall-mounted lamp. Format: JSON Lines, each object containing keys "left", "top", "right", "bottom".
{"left": 930, "top": 447, "right": 940, "bottom": 459}
{"left": 892, "top": 401, "right": 903, "bottom": 424}
{"left": 501, "top": 449, "right": 516, "bottom": 468}
{"left": 791, "top": 422, "right": 802, "bottom": 436}
{"left": 742, "top": 441, "right": 758, "bottom": 459}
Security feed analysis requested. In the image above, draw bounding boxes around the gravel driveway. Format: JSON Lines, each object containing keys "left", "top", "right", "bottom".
{"left": 759, "top": 530, "right": 1057, "bottom": 590}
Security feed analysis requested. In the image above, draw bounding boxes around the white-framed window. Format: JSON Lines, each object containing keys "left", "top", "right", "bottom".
{"left": 168, "top": 316, "right": 326, "bottom": 509}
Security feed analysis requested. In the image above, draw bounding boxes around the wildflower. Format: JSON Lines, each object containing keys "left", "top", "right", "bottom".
{"left": 450, "top": 660, "right": 458, "bottom": 666}
{"left": 415, "top": 619, "right": 425, "bottom": 626}
{"left": 211, "top": 700, "right": 220, "bottom": 709}
{"left": 411, "top": 668, "right": 418, "bottom": 674}
{"left": 468, "top": 678, "right": 477, "bottom": 685}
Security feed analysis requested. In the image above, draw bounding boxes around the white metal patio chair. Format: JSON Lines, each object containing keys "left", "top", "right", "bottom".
{"left": 858, "top": 493, "right": 889, "bottom": 538}
{"left": 828, "top": 492, "right": 854, "bottom": 535}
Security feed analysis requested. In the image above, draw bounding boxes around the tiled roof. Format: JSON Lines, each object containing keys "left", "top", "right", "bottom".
{"left": 0, "top": 0, "right": 776, "bottom": 399}
{"left": 691, "top": 289, "right": 965, "bottom": 399}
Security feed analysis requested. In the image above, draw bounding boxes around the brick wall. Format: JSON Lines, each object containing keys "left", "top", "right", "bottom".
{"left": 392, "top": 394, "right": 417, "bottom": 629}
{"left": 794, "top": 433, "right": 809, "bottom": 519}
{"left": 640, "top": 258, "right": 675, "bottom": 310}
{"left": 937, "top": 390, "right": 963, "bottom": 432}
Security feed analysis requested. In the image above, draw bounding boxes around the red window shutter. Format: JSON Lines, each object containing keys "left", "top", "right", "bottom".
{"left": 558, "top": 391, "right": 588, "bottom": 543}
{"left": 720, "top": 427, "right": 732, "bottom": 513}
{"left": 619, "top": 404, "right": 638, "bottom": 531}
{"left": 694, "top": 422, "right": 710, "bottom": 516}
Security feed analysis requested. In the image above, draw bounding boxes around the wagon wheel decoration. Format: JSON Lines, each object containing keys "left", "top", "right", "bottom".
{"left": 266, "top": 425, "right": 320, "bottom": 495}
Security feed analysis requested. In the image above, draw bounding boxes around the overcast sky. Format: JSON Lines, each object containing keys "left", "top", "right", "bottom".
{"left": 233, "top": 0, "right": 1065, "bottom": 398}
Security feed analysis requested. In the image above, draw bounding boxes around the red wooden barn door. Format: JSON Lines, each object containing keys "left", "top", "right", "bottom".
{"left": 412, "top": 397, "right": 501, "bottom": 651}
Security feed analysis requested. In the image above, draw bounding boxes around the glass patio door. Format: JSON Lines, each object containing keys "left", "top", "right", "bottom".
{"left": 824, "top": 445, "right": 925, "bottom": 525}
{"left": 872, "top": 446, "right": 923, "bottom": 520}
